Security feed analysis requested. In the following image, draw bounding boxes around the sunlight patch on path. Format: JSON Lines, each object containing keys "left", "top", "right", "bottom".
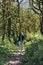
{"left": 9, "top": 60, "right": 21, "bottom": 65}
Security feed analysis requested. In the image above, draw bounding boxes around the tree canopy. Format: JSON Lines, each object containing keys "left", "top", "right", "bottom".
{"left": 0, "top": 0, "right": 40, "bottom": 42}
{"left": 29, "top": 0, "right": 43, "bottom": 35}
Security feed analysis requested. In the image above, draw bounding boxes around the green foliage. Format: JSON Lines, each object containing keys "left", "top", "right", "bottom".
{"left": 0, "top": 1, "right": 40, "bottom": 42}
{"left": 22, "top": 36, "right": 43, "bottom": 65}
{"left": 29, "top": 0, "right": 43, "bottom": 35}
{"left": 0, "top": 37, "right": 18, "bottom": 65}
{"left": 0, "top": 1, "right": 42, "bottom": 65}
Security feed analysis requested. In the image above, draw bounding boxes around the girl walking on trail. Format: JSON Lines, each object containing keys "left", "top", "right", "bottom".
{"left": 18, "top": 32, "right": 24, "bottom": 54}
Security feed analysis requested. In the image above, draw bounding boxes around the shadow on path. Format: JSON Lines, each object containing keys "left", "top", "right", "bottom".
{"left": 4, "top": 52, "right": 24, "bottom": 65}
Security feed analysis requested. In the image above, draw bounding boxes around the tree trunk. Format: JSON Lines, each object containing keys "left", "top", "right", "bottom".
{"left": 2, "top": 8, "right": 6, "bottom": 41}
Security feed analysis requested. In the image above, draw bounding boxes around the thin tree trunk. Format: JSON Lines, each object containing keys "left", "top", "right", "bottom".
{"left": 2, "top": 8, "right": 6, "bottom": 41}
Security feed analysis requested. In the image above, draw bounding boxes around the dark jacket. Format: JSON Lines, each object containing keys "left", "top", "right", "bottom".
{"left": 18, "top": 33, "right": 24, "bottom": 42}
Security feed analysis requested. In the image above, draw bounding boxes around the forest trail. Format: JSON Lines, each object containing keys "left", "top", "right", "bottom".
{"left": 4, "top": 51, "right": 25, "bottom": 65}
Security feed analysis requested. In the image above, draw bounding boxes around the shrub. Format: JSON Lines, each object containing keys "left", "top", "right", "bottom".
{"left": 22, "top": 42, "right": 43, "bottom": 65}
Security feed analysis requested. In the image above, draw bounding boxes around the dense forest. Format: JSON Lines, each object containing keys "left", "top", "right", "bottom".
{"left": 0, "top": 0, "right": 43, "bottom": 65}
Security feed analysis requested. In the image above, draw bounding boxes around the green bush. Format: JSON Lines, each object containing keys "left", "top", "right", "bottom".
{"left": 0, "top": 57, "right": 4, "bottom": 65}
{"left": 22, "top": 42, "right": 43, "bottom": 65}
{"left": 0, "top": 38, "right": 18, "bottom": 65}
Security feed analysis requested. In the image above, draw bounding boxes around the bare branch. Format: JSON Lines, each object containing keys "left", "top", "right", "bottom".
{"left": 20, "top": 0, "right": 23, "bottom": 4}
{"left": 17, "top": 0, "right": 23, "bottom": 4}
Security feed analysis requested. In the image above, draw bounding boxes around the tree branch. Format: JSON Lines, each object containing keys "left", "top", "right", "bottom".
{"left": 20, "top": 0, "right": 23, "bottom": 4}
{"left": 17, "top": 0, "right": 23, "bottom": 4}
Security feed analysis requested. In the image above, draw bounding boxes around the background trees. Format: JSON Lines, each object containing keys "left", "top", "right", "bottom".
{"left": 29, "top": 0, "right": 43, "bottom": 35}
{"left": 0, "top": 0, "right": 40, "bottom": 42}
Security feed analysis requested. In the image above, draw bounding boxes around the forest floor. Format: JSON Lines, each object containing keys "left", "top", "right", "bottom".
{"left": 4, "top": 51, "right": 25, "bottom": 65}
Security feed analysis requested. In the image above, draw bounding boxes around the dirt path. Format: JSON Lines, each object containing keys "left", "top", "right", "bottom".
{"left": 4, "top": 51, "right": 24, "bottom": 65}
